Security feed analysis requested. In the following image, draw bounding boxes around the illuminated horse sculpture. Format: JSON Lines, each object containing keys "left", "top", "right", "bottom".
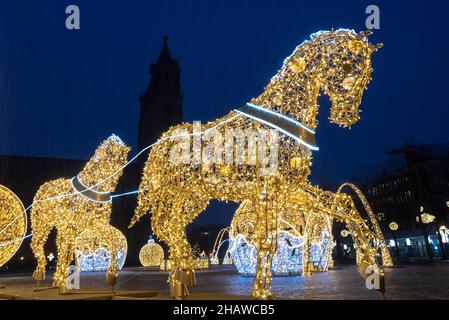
{"left": 130, "top": 29, "right": 384, "bottom": 299}
{"left": 233, "top": 182, "right": 392, "bottom": 278}
{"left": 30, "top": 135, "right": 130, "bottom": 291}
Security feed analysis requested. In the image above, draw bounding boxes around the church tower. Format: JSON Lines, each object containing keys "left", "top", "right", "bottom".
{"left": 138, "top": 36, "right": 183, "bottom": 151}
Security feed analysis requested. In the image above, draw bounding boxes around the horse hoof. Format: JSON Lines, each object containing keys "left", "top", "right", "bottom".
{"left": 59, "top": 285, "right": 68, "bottom": 294}
{"left": 33, "top": 270, "right": 46, "bottom": 281}
{"left": 253, "top": 290, "right": 276, "bottom": 300}
{"left": 106, "top": 271, "right": 117, "bottom": 288}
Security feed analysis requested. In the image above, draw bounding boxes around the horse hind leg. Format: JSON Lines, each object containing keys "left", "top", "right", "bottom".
{"left": 30, "top": 219, "right": 52, "bottom": 285}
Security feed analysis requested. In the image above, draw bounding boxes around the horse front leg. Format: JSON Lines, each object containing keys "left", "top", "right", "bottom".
{"left": 53, "top": 227, "right": 77, "bottom": 294}
{"left": 168, "top": 226, "right": 195, "bottom": 299}
{"left": 31, "top": 224, "right": 52, "bottom": 287}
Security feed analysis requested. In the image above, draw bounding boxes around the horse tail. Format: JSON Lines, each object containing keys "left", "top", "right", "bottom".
{"left": 128, "top": 170, "right": 155, "bottom": 229}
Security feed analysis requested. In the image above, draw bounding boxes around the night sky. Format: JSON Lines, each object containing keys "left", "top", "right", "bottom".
{"left": 1, "top": 1, "right": 449, "bottom": 225}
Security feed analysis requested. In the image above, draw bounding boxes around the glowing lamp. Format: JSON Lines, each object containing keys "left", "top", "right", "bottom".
{"left": 389, "top": 222, "right": 398, "bottom": 231}
{"left": 139, "top": 236, "right": 164, "bottom": 267}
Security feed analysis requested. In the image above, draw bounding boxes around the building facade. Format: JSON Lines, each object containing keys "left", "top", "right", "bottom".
{"left": 364, "top": 143, "right": 449, "bottom": 261}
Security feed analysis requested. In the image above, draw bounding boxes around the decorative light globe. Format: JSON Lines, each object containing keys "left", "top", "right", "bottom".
{"left": 75, "top": 225, "right": 127, "bottom": 272}
{"left": 0, "top": 185, "right": 27, "bottom": 267}
{"left": 139, "top": 236, "right": 164, "bottom": 267}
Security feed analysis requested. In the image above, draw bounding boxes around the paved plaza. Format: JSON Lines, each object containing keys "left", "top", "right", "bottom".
{"left": 1, "top": 263, "right": 449, "bottom": 300}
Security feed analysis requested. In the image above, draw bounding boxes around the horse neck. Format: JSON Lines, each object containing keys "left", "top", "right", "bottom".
{"left": 251, "top": 69, "right": 321, "bottom": 129}
{"left": 78, "top": 168, "right": 120, "bottom": 193}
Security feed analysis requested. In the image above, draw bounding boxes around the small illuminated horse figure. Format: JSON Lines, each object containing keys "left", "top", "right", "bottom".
{"left": 30, "top": 135, "right": 130, "bottom": 291}
{"left": 130, "top": 29, "right": 383, "bottom": 299}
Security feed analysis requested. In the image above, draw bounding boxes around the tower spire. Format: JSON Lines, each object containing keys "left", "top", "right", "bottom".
{"left": 158, "top": 35, "right": 171, "bottom": 63}
{"left": 138, "top": 36, "right": 183, "bottom": 152}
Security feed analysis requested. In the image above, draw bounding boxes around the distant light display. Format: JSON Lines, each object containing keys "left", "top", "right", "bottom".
{"left": 75, "top": 225, "right": 127, "bottom": 272}
{"left": 139, "top": 236, "right": 164, "bottom": 267}
{"left": 192, "top": 258, "right": 209, "bottom": 270}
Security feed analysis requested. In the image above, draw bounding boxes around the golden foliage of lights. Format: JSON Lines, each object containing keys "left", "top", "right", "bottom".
{"left": 0, "top": 185, "right": 27, "bottom": 267}
{"left": 75, "top": 224, "right": 127, "bottom": 271}
{"left": 30, "top": 135, "right": 130, "bottom": 291}
{"left": 139, "top": 236, "right": 164, "bottom": 267}
{"left": 129, "top": 29, "right": 383, "bottom": 299}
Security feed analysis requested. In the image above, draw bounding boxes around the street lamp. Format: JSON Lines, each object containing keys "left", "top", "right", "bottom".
{"left": 388, "top": 221, "right": 400, "bottom": 258}
{"left": 416, "top": 206, "right": 436, "bottom": 261}
{"left": 340, "top": 229, "right": 350, "bottom": 238}
{"left": 440, "top": 226, "right": 449, "bottom": 244}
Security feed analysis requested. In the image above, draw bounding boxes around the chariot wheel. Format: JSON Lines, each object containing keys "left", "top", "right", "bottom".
{"left": 0, "top": 185, "right": 27, "bottom": 267}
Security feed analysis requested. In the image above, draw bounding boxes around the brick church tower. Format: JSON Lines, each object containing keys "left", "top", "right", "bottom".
{"left": 137, "top": 36, "right": 183, "bottom": 151}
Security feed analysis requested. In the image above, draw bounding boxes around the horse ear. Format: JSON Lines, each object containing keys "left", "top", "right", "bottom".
{"left": 357, "top": 30, "right": 373, "bottom": 40}
{"left": 370, "top": 43, "right": 384, "bottom": 52}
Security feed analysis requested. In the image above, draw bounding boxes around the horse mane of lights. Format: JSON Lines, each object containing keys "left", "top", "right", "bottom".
{"left": 75, "top": 225, "right": 127, "bottom": 272}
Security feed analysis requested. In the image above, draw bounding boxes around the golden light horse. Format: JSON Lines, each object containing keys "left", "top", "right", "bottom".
{"left": 130, "top": 29, "right": 383, "bottom": 299}
{"left": 30, "top": 135, "right": 130, "bottom": 291}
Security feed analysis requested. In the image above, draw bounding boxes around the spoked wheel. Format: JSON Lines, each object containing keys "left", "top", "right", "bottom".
{"left": 0, "top": 185, "right": 27, "bottom": 269}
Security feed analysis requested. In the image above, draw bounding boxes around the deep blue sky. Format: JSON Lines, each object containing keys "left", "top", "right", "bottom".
{"left": 1, "top": 1, "right": 449, "bottom": 224}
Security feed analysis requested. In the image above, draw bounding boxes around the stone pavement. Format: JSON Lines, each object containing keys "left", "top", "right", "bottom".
{"left": 1, "top": 263, "right": 448, "bottom": 300}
